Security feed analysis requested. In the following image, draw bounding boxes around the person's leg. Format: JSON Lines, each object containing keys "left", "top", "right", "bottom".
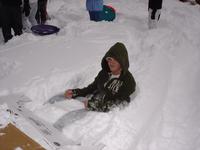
{"left": 88, "top": 11, "right": 92, "bottom": 20}
{"left": 40, "top": 0, "right": 47, "bottom": 24}
{"left": 89, "top": 11, "right": 96, "bottom": 21}
{"left": 11, "top": 6, "right": 23, "bottom": 36}
{"left": 1, "top": 6, "right": 13, "bottom": 42}
{"left": 94, "top": 11, "right": 102, "bottom": 21}
{"left": 35, "top": 0, "right": 48, "bottom": 24}
{"left": 22, "top": 2, "right": 37, "bottom": 30}
{"left": 148, "top": 0, "right": 162, "bottom": 29}
{"left": 29, "top": 2, "right": 38, "bottom": 26}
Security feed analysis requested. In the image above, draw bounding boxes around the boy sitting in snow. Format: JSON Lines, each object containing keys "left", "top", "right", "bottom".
{"left": 64, "top": 42, "right": 136, "bottom": 112}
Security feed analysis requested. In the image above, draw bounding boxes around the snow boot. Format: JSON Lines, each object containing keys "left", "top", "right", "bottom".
{"left": 148, "top": 8, "right": 161, "bottom": 29}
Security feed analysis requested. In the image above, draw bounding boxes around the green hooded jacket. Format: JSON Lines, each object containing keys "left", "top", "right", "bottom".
{"left": 72, "top": 42, "right": 136, "bottom": 112}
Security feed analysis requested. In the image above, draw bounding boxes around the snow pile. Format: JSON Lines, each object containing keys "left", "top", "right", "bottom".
{"left": 0, "top": 0, "right": 200, "bottom": 150}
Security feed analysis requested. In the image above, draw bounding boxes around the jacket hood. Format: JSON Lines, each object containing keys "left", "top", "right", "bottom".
{"left": 101, "top": 42, "right": 129, "bottom": 75}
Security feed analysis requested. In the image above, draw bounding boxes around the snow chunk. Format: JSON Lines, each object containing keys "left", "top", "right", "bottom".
{"left": 0, "top": 57, "right": 21, "bottom": 80}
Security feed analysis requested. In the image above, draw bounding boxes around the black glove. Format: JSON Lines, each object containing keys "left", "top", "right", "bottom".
{"left": 23, "top": 3, "right": 31, "bottom": 17}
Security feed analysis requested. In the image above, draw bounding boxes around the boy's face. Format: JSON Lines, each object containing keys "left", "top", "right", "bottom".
{"left": 106, "top": 57, "right": 121, "bottom": 75}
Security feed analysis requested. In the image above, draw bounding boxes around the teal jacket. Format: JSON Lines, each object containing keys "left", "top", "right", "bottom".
{"left": 72, "top": 42, "right": 136, "bottom": 112}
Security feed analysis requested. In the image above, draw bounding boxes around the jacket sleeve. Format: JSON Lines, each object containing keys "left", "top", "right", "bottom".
{"left": 71, "top": 71, "right": 101, "bottom": 98}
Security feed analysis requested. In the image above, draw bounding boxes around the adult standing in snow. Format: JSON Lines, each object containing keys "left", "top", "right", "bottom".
{"left": 148, "top": 0, "right": 163, "bottom": 29}
{"left": 65, "top": 42, "right": 136, "bottom": 112}
{"left": 86, "top": 0, "right": 104, "bottom": 21}
{"left": 0, "top": 0, "right": 30, "bottom": 42}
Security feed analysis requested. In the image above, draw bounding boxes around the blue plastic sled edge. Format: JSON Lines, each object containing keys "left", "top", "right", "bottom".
{"left": 31, "top": 24, "right": 60, "bottom": 36}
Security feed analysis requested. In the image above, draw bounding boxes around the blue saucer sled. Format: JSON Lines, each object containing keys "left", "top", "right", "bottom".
{"left": 31, "top": 24, "right": 60, "bottom": 36}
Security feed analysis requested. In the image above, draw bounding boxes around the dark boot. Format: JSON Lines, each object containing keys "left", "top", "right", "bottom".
{"left": 1, "top": 5, "right": 13, "bottom": 42}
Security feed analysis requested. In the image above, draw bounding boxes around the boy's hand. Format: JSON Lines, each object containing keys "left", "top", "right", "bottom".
{"left": 64, "top": 89, "right": 73, "bottom": 98}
